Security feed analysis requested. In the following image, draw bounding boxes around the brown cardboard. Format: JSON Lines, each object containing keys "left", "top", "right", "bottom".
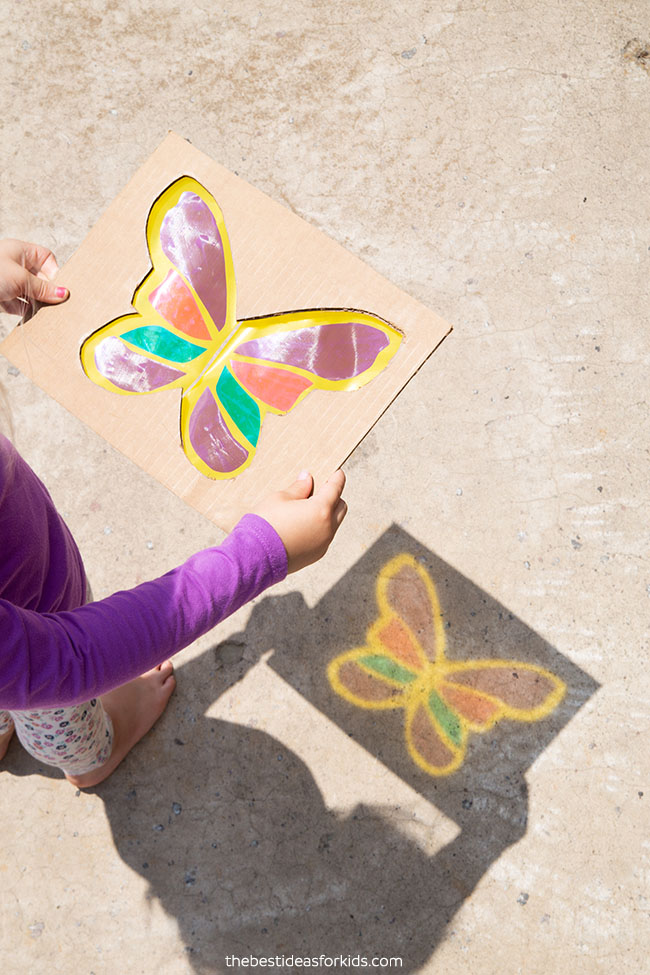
{"left": 0, "top": 133, "right": 452, "bottom": 530}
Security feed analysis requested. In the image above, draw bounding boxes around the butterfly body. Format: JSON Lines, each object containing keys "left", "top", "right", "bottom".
{"left": 81, "top": 176, "right": 402, "bottom": 479}
{"left": 328, "top": 555, "right": 566, "bottom": 776}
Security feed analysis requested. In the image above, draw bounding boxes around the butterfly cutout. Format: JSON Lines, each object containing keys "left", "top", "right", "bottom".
{"left": 80, "top": 176, "right": 403, "bottom": 479}
{"left": 327, "top": 555, "right": 566, "bottom": 776}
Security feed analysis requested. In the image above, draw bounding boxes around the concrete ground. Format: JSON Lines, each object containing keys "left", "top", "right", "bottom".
{"left": 1, "top": 1, "right": 648, "bottom": 973}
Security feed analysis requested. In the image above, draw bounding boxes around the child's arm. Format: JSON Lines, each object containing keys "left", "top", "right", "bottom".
{"left": 0, "top": 471, "right": 346, "bottom": 711}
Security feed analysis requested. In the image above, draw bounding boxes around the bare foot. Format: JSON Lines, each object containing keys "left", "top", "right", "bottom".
{"left": 66, "top": 661, "right": 176, "bottom": 789}
{"left": 0, "top": 723, "right": 15, "bottom": 762}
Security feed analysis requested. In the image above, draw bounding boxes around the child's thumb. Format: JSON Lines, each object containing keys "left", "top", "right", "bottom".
{"left": 283, "top": 470, "right": 314, "bottom": 499}
{"left": 28, "top": 272, "right": 69, "bottom": 305}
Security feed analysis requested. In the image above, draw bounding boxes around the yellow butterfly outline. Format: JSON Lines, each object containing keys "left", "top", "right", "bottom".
{"left": 327, "top": 554, "right": 567, "bottom": 776}
{"left": 81, "top": 176, "right": 403, "bottom": 479}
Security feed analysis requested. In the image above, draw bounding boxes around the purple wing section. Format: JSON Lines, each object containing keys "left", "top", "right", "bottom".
{"left": 188, "top": 388, "right": 249, "bottom": 473}
{"left": 160, "top": 191, "right": 228, "bottom": 330}
{"left": 234, "top": 322, "right": 389, "bottom": 381}
{"left": 94, "top": 337, "right": 185, "bottom": 392}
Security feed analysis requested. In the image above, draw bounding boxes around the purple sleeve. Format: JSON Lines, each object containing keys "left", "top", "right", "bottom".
{"left": 0, "top": 514, "right": 287, "bottom": 710}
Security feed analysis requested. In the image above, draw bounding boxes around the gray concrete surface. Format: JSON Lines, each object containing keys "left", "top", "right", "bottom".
{"left": 0, "top": 2, "right": 648, "bottom": 973}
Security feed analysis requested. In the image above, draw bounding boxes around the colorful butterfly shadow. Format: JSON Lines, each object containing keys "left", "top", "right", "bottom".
{"left": 328, "top": 555, "right": 566, "bottom": 777}
{"left": 80, "top": 176, "right": 403, "bottom": 479}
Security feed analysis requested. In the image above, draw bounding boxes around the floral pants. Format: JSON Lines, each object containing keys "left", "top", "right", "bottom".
{"left": 0, "top": 699, "right": 114, "bottom": 775}
{"left": 0, "top": 582, "right": 114, "bottom": 776}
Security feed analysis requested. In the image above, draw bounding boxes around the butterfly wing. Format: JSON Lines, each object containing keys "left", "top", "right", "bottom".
{"left": 230, "top": 309, "right": 402, "bottom": 403}
{"left": 440, "top": 660, "right": 566, "bottom": 727}
{"left": 376, "top": 554, "right": 446, "bottom": 665}
{"left": 80, "top": 315, "right": 212, "bottom": 395}
{"left": 404, "top": 688, "right": 468, "bottom": 776}
{"left": 81, "top": 175, "right": 236, "bottom": 395}
{"left": 145, "top": 175, "right": 235, "bottom": 336}
{"left": 327, "top": 646, "right": 416, "bottom": 711}
{"left": 180, "top": 367, "right": 255, "bottom": 478}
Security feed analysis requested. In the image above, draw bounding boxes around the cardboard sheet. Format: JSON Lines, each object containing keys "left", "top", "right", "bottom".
{"left": 1, "top": 133, "right": 452, "bottom": 530}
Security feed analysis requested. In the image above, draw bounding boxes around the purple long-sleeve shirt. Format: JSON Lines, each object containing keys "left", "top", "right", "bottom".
{"left": 0, "top": 435, "right": 287, "bottom": 710}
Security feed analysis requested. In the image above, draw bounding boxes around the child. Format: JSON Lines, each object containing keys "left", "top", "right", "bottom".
{"left": 0, "top": 238, "right": 347, "bottom": 789}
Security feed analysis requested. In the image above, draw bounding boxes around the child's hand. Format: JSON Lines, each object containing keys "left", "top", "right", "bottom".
{"left": 0, "top": 238, "right": 69, "bottom": 316}
{"left": 254, "top": 470, "right": 348, "bottom": 573}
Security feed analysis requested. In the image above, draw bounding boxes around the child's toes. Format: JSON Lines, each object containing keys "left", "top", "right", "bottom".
{"left": 157, "top": 660, "right": 175, "bottom": 684}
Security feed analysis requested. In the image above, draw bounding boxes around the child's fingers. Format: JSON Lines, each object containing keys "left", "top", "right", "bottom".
{"left": 22, "top": 242, "right": 59, "bottom": 279}
{"left": 37, "top": 252, "right": 60, "bottom": 281}
{"left": 315, "top": 469, "right": 346, "bottom": 509}
{"left": 333, "top": 498, "right": 348, "bottom": 526}
{"left": 18, "top": 266, "right": 68, "bottom": 305}
{"left": 0, "top": 241, "right": 67, "bottom": 311}
{"left": 281, "top": 472, "right": 314, "bottom": 501}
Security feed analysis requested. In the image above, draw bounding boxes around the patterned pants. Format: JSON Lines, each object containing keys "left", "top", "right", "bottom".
{"left": 0, "top": 581, "right": 115, "bottom": 776}
{"left": 0, "top": 699, "right": 114, "bottom": 775}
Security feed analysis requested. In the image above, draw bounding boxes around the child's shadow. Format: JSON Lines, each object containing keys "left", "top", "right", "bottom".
{"left": 97, "top": 656, "right": 527, "bottom": 973}
{"left": 8, "top": 527, "right": 599, "bottom": 972}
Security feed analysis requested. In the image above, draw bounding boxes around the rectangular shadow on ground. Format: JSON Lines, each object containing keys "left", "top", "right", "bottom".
{"left": 251, "top": 524, "right": 599, "bottom": 836}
